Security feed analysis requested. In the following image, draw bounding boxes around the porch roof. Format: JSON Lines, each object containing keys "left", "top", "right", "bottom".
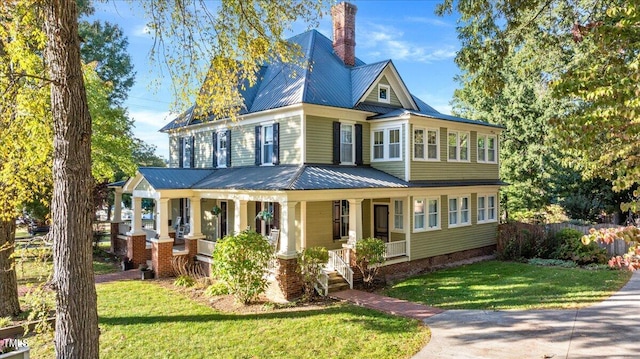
{"left": 137, "top": 165, "right": 505, "bottom": 192}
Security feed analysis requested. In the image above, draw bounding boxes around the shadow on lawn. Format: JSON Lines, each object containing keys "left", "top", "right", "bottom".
{"left": 99, "top": 305, "right": 418, "bottom": 334}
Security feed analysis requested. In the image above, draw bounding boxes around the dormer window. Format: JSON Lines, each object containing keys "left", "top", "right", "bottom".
{"left": 378, "top": 84, "right": 390, "bottom": 104}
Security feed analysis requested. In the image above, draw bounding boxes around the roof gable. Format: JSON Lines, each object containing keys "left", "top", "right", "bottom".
{"left": 356, "top": 61, "right": 417, "bottom": 110}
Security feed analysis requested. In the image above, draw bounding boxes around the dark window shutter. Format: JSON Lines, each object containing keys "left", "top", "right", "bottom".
{"left": 332, "top": 121, "right": 340, "bottom": 165}
{"left": 212, "top": 132, "right": 218, "bottom": 168}
{"left": 189, "top": 136, "right": 195, "bottom": 168}
{"left": 178, "top": 137, "right": 184, "bottom": 168}
{"left": 254, "top": 126, "right": 262, "bottom": 165}
{"left": 355, "top": 124, "right": 363, "bottom": 165}
{"left": 332, "top": 200, "right": 341, "bottom": 239}
{"left": 226, "top": 130, "right": 232, "bottom": 167}
{"left": 272, "top": 123, "right": 280, "bottom": 165}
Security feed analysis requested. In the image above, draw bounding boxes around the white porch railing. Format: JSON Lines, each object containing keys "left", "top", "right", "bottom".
{"left": 384, "top": 240, "right": 407, "bottom": 258}
{"left": 315, "top": 271, "right": 329, "bottom": 296}
{"left": 118, "top": 223, "right": 130, "bottom": 236}
{"left": 197, "top": 239, "right": 216, "bottom": 257}
{"left": 327, "top": 248, "right": 353, "bottom": 289}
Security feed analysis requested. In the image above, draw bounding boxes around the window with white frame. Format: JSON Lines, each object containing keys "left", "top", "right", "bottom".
{"left": 414, "top": 197, "right": 440, "bottom": 231}
{"left": 393, "top": 199, "right": 403, "bottom": 230}
{"left": 371, "top": 127, "right": 402, "bottom": 161}
{"left": 333, "top": 200, "right": 350, "bottom": 239}
{"left": 373, "top": 130, "right": 384, "bottom": 160}
{"left": 262, "top": 125, "right": 274, "bottom": 165}
{"left": 478, "top": 194, "right": 497, "bottom": 223}
{"left": 414, "top": 128, "right": 439, "bottom": 160}
{"left": 217, "top": 130, "right": 228, "bottom": 167}
{"left": 478, "top": 134, "right": 497, "bottom": 163}
{"left": 448, "top": 195, "right": 470, "bottom": 227}
{"left": 378, "top": 84, "right": 390, "bottom": 103}
{"left": 447, "top": 131, "right": 469, "bottom": 161}
{"left": 341, "top": 123, "right": 354, "bottom": 164}
{"left": 182, "top": 136, "right": 192, "bottom": 168}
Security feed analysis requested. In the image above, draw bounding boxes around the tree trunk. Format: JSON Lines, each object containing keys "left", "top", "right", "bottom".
{"left": 0, "top": 218, "right": 20, "bottom": 317}
{"left": 43, "top": 1, "right": 99, "bottom": 358}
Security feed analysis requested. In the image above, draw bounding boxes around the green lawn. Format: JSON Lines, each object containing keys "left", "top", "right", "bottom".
{"left": 382, "top": 260, "right": 632, "bottom": 310}
{"left": 28, "top": 281, "right": 428, "bottom": 358}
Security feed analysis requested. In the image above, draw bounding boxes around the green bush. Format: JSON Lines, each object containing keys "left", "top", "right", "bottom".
{"left": 212, "top": 230, "right": 274, "bottom": 304}
{"left": 297, "top": 247, "right": 329, "bottom": 300}
{"left": 204, "top": 282, "right": 230, "bottom": 296}
{"left": 355, "top": 238, "right": 386, "bottom": 288}
{"left": 553, "top": 228, "right": 607, "bottom": 265}
{"left": 173, "top": 274, "right": 196, "bottom": 288}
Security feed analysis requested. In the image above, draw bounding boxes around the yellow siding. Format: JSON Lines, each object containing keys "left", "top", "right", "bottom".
{"left": 362, "top": 199, "right": 372, "bottom": 238}
{"left": 134, "top": 178, "right": 152, "bottom": 191}
{"left": 201, "top": 199, "right": 217, "bottom": 239}
{"left": 390, "top": 232, "right": 405, "bottom": 241}
{"left": 410, "top": 127, "right": 499, "bottom": 181}
{"left": 364, "top": 76, "right": 402, "bottom": 107}
{"left": 304, "top": 201, "right": 345, "bottom": 250}
{"left": 231, "top": 115, "right": 301, "bottom": 167}
{"left": 305, "top": 116, "right": 370, "bottom": 165}
{"left": 194, "top": 130, "right": 213, "bottom": 168}
{"left": 279, "top": 115, "right": 302, "bottom": 164}
{"left": 231, "top": 123, "right": 258, "bottom": 167}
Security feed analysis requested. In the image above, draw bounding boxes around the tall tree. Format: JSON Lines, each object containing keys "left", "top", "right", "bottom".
{"left": 0, "top": 1, "right": 52, "bottom": 317}
{"left": 43, "top": 1, "right": 99, "bottom": 357}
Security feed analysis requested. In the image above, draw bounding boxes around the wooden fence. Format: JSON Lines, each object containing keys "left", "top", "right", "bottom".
{"left": 545, "top": 223, "right": 630, "bottom": 256}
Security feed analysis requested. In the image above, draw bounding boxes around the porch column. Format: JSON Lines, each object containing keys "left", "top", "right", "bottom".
{"left": 186, "top": 196, "right": 204, "bottom": 237}
{"left": 128, "top": 196, "right": 145, "bottom": 236}
{"left": 278, "top": 201, "right": 298, "bottom": 257}
{"left": 405, "top": 196, "right": 412, "bottom": 258}
{"left": 156, "top": 198, "right": 171, "bottom": 241}
{"left": 348, "top": 198, "right": 363, "bottom": 245}
{"left": 112, "top": 188, "right": 123, "bottom": 222}
{"left": 233, "top": 199, "right": 248, "bottom": 233}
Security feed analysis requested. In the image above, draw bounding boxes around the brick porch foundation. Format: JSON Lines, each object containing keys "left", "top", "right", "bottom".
{"left": 152, "top": 240, "right": 174, "bottom": 278}
{"left": 127, "top": 234, "right": 147, "bottom": 268}
{"left": 185, "top": 238, "right": 198, "bottom": 264}
{"left": 379, "top": 245, "right": 496, "bottom": 283}
{"left": 276, "top": 257, "right": 303, "bottom": 300}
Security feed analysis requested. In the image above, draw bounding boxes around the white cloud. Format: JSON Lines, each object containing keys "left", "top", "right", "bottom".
{"left": 358, "top": 23, "right": 457, "bottom": 64}
{"left": 128, "top": 109, "right": 173, "bottom": 127}
{"left": 404, "top": 16, "right": 451, "bottom": 27}
{"left": 128, "top": 110, "right": 175, "bottom": 159}
{"left": 132, "top": 24, "right": 151, "bottom": 37}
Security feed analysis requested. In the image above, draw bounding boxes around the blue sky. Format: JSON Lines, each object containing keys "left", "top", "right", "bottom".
{"left": 90, "top": 1, "right": 462, "bottom": 160}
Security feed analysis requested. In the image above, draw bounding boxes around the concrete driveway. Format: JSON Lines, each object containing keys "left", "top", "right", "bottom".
{"left": 414, "top": 272, "right": 640, "bottom": 359}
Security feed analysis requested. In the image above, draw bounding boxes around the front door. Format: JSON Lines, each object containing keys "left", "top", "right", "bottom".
{"left": 374, "top": 204, "right": 389, "bottom": 242}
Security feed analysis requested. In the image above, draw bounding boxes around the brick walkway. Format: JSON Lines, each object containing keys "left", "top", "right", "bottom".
{"left": 331, "top": 289, "right": 444, "bottom": 321}
{"left": 94, "top": 269, "right": 140, "bottom": 284}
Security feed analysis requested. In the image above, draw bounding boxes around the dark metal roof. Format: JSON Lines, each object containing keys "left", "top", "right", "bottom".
{"left": 138, "top": 168, "right": 214, "bottom": 190}
{"left": 107, "top": 180, "right": 127, "bottom": 188}
{"left": 160, "top": 30, "right": 500, "bottom": 132}
{"left": 136, "top": 165, "right": 504, "bottom": 192}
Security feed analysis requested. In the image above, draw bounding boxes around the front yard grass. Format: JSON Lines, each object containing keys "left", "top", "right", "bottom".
{"left": 28, "top": 280, "right": 429, "bottom": 358}
{"left": 382, "top": 260, "right": 632, "bottom": 310}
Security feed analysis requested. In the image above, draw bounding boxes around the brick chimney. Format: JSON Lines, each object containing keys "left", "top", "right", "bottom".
{"left": 331, "top": 2, "right": 357, "bottom": 67}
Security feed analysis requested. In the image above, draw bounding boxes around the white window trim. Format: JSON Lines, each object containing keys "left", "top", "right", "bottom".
{"left": 447, "top": 130, "right": 470, "bottom": 163}
{"left": 260, "top": 124, "right": 275, "bottom": 167}
{"left": 413, "top": 127, "right": 440, "bottom": 161}
{"left": 182, "top": 136, "right": 192, "bottom": 168}
{"left": 370, "top": 126, "right": 403, "bottom": 162}
{"left": 216, "top": 130, "right": 228, "bottom": 168}
{"left": 378, "top": 84, "right": 391, "bottom": 104}
{"left": 477, "top": 134, "right": 498, "bottom": 164}
{"left": 477, "top": 194, "right": 498, "bottom": 224}
{"left": 413, "top": 196, "right": 440, "bottom": 232}
{"left": 392, "top": 199, "right": 404, "bottom": 232}
{"left": 340, "top": 122, "right": 355, "bottom": 165}
{"left": 448, "top": 195, "right": 471, "bottom": 228}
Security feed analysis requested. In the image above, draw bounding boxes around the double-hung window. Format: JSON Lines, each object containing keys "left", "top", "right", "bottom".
{"left": 263, "top": 126, "right": 274, "bottom": 164}
{"left": 448, "top": 195, "right": 470, "bottom": 227}
{"left": 414, "top": 197, "right": 440, "bottom": 231}
{"left": 371, "top": 127, "right": 402, "bottom": 161}
{"left": 255, "top": 123, "right": 279, "bottom": 166}
{"left": 447, "top": 131, "right": 469, "bottom": 162}
{"left": 216, "top": 130, "right": 228, "bottom": 168}
{"left": 413, "top": 128, "right": 439, "bottom": 160}
{"left": 478, "top": 194, "right": 497, "bottom": 223}
{"left": 341, "top": 124, "right": 354, "bottom": 164}
{"left": 182, "top": 136, "right": 193, "bottom": 168}
{"left": 477, "top": 134, "right": 497, "bottom": 163}
{"left": 393, "top": 199, "right": 403, "bottom": 231}
{"left": 333, "top": 200, "right": 350, "bottom": 240}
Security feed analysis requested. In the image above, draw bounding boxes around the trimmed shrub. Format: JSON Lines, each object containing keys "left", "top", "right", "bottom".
{"left": 354, "top": 237, "right": 386, "bottom": 288}
{"left": 497, "top": 222, "right": 547, "bottom": 260}
{"left": 212, "top": 230, "right": 274, "bottom": 304}
{"left": 553, "top": 228, "right": 607, "bottom": 265}
{"left": 297, "top": 247, "right": 329, "bottom": 300}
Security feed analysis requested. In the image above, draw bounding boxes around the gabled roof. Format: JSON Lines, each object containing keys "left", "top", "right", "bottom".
{"left": 161, "top": 29, "right": 498, "bottom": 132}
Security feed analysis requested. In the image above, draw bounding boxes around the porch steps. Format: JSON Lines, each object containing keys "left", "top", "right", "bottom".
{"left": 327, "top": 271, "right": 350, "bottom": 293}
